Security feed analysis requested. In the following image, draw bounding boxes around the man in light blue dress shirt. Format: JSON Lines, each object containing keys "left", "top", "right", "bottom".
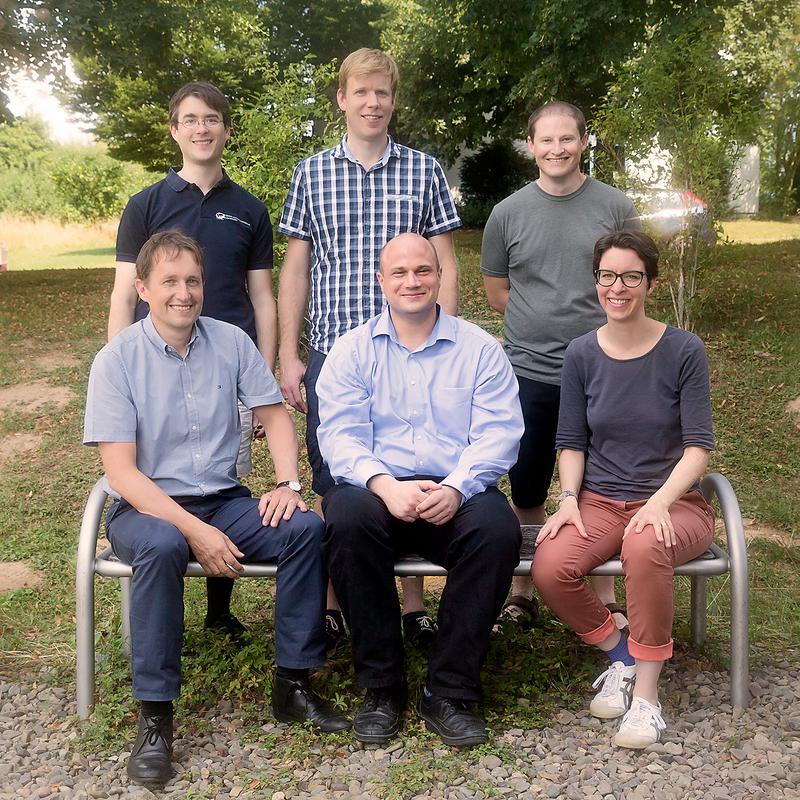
{"left": 316, "top": 233, "right": 524, "bottom": 747}
{"left": 84, "top": 231, "right": 348, "bottom": 788}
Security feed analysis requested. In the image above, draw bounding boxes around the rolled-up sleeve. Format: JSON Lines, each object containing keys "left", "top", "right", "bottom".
{"left": 316, "top": 339, "right": 391, "bottom": 488}
{"left": 442, "top": 340, "right": 523, "bottom": 501}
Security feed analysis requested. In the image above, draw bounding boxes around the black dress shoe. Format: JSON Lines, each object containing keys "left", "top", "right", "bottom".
{"left": 271, "top": 674, "right": 351, "bottom": 733}
{"left": 204, "top": 611, "right": 248, "bottom": 643}
{"left": 126, "top": 713, "right": 173, "bottom": 786}
{"left": 353, "top": 683, "right": 407, "bottom": 744}
{"left": 417, "top": 691, "right": 487, "bottom": 747}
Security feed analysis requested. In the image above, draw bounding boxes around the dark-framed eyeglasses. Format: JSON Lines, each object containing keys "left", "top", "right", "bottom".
{"left": 594, "top": 269, "right": 646, "bottom": 288}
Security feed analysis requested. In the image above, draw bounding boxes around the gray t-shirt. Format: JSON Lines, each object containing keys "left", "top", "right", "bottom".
{"left": 556, "top": 326, "right": 715, "bottom": 501}
{"left": 481, "top": 177, "right": 640, "bottom": 384}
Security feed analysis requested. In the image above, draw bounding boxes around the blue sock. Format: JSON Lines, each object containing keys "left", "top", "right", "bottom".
{"left": 606, "top": 634, "right": 634, "bottom": 666}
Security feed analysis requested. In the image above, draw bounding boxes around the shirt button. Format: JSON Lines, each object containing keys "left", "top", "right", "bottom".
{"left": 194, "top": 454, "right": 201, "bottom": 459}
{"left": 191, "top": 425, "right": 197, "bottom": 431}
{"left": 411, "top": 381, "right": 416, "bottom": 386}
{"left": 418, "top": 460, "right": 424, "bottom": 465}
{"left": 186, "top": 393, "right": 192, "bottom": 399}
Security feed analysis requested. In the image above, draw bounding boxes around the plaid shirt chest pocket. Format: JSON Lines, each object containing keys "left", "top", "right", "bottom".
{"left": 379, "top": 194, "right": 424, "bottom": 237}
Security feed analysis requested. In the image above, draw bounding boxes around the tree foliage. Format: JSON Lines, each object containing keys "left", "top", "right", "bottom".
{"left": 0, "top": 116, "right": 152, "bottom": 219}
{"left": 457, "top": 140, "right": 536, "bottom": 227}
{"left": 15, "top": 0, "right": 380, "bottom": 170}
{"left": 381, "top": 0, "right": 731, "bottom": 164}
{"left": 754, "top": 0, "right": 800, "bottom": 215}
{"left": 595, "top": 3, "right": 781, "bottom": 329}
{"left": 224, "top": 60, "right": 342, "bottom": 224}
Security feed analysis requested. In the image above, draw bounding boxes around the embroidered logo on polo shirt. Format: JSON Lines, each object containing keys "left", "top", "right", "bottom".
{"left": 215, "top": 212, "right": 252, "bottom": 229}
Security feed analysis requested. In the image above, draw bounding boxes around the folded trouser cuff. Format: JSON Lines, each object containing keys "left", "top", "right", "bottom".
{"left": 628, "top": 635, "right": 673, "bottom": 661}
{"left": 578, "top": 611, "right": 617, "bottom": 646}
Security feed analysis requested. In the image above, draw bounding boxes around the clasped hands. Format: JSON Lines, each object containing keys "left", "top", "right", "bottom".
{"left": 371, "top": 475, "right": 462, "bottom": 525}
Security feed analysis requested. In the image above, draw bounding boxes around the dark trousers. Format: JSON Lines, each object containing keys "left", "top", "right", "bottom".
{"left": 322, "top": 483, "right": 520, "bottom": 701}
{"left": 107, "top": 489, "right": 327, "bottom": 701}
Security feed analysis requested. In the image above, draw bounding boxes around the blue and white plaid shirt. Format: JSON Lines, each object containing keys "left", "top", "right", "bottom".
{"left": 278, "top": 135, "right": 462, "bottom": 354}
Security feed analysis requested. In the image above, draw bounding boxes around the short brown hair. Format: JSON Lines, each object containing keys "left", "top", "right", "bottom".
{"left": 168, "top": 82, "right": 231, "bottom": 129}
{"left": 135, "top": 230, "right": 205, "bottom": 283}
{"left": 339, "top": 48, "right": 400, "bottom": 98}
{"left": 527, "top": 101, "right": 586, "bottom": 140}
{"left": 593, "top": 230, "right": 660, "bottom": 283}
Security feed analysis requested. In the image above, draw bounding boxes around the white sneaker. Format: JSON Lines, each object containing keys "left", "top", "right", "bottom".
{"left": 589, "top": 661, "right": 636, "bottom": 719}
{"left": 614, "top": 696, "right": 667, "bottom": 749}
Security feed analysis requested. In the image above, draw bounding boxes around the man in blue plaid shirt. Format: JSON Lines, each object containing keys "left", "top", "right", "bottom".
{"left": 277, "top": 48, "right": 462, "bottom": 649}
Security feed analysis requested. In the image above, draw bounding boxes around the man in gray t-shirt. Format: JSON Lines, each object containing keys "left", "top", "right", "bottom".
{"left": 481, "top": 101, "right": 640, "bottom": 624}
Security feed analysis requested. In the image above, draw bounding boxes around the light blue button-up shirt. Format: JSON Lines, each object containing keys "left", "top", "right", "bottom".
{"left": 84, "top": 315, "right": 282, "bottom": 498}
{"left": 316, "top": 308, "right": 523, "bottom": 502}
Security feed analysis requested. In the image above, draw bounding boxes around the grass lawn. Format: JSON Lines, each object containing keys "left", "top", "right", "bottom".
{"left": 0, "top": 214, "right": 117, "bottom": 271}
{"left": 0, "top": 224, "right": 798, "bottom": 778}
{"left": 2, "top": 213, "right": 799, "bottom": 272}
{"left": 721, "top": 216, "right": 800, "bottom": 244}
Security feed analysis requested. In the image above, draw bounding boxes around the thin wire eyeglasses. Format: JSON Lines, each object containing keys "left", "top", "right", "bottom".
{"left": 594, "top": 269, "right": 646, "bottom": 288}
{"left": 177, "top": 116, "right": 224, "bottom": 129}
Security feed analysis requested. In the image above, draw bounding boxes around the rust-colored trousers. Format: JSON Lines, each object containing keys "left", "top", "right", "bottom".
{"left": 533, "top": 490, "right": 714, "bottom": 660}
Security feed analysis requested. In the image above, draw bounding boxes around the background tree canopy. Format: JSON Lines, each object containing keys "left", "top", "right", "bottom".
{"left": 2, "top": 0, "right": 799, "bottom": 213}
{"left": 8, "top": 0, "right": 378, "bottom": 170}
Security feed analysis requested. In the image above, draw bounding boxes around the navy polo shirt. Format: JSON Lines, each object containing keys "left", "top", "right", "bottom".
{"left": 116, "top": 168, "right": 273, "bottom": 342}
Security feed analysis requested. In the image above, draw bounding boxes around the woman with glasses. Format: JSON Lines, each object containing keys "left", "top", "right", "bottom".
{"left": 532, "top": 229, "right": 715, "bottom": 749}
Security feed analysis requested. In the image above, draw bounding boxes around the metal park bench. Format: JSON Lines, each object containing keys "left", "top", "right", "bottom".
{"left": 75, "top": 472, "right": 749, "bottom": 719}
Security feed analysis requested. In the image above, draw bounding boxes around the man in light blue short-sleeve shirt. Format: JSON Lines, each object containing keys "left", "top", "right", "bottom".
{"left": 84, "top": 231, "right": 348, "bottom": 788}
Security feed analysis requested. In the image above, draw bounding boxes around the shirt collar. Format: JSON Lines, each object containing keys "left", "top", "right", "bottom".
{"left": 142, "top": 313, "right": 200, "bottom": 356}
{"left": 372, "top": 305, "right": 455, "bottom": 350}
{"left": 166, "top": 167, "right": 231, "bottom": 193}
{"left": 334, "top": 134, "right": 399, "bottom": 167}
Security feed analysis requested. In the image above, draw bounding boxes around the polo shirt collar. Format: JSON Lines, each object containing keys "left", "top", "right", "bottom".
{"left": 335, "top": 135, "right": 399, "bottom": 167}
{"left": 373, "top": 305, "right": 454, "bottom": 350}
{"left": 142, "top": 313, "right": 201, "bottom": 356}
{"left": 165, "top": 167, "right": 231, "bottom": 193}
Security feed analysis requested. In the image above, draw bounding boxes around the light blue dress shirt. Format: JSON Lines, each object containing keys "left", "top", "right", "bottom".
{"left": 316, "top": 308, "right": 523, "bottom": 502}
{"left": 84, "top": 315, "right": 282, "bottom": 498}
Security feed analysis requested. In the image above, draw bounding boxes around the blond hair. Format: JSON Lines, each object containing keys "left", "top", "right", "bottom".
{"left": 339, "top": 48, "right": 400, "bottom": 97}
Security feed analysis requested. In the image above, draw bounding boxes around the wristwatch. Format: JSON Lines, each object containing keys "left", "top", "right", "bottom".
{"left": 556, "top": 489, "right": 578, "bottom": 505}
{"left": 276, "top": 480, "right": 302, "bottom": 492}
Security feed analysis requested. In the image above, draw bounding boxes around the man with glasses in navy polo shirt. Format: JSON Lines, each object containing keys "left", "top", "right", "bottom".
{"left": 109, "top": 82, "right": 276, "bottom": 641}
{"left": 86, "top": 231, "right": 348, "bottom": 787}
{"left": 278, "top": 49, "right": 462, "bottom": 651}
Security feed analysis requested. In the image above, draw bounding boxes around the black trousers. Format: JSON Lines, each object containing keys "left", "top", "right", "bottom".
{"left": 322, "top": 482, "right": 520, "bottom": 701}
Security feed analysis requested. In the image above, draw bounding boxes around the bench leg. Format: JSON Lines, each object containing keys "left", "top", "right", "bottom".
{"left": 690, "top": 576, "right": 707, "bottom": 647}
{"left": 730, "top": 556, "right": 750, "bottom": 709}
{"left": 120, "top": 576, "right": 132, "bottom": 660}
{"left": 75, "top": 557, "right": 95, "bottom": 720}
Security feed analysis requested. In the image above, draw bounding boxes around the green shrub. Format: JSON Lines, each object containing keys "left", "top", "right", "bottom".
{"left": 51, "top": 151, "right": 126, "bottom": 222}
{"left": 0, "top": 165, "right": 66, "bottom": 217}
{"left": 0, "top": 117, "right": 155, "bottom": 221}
{"left": 456, "top": 140, "right": 536, "bottom": 227}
